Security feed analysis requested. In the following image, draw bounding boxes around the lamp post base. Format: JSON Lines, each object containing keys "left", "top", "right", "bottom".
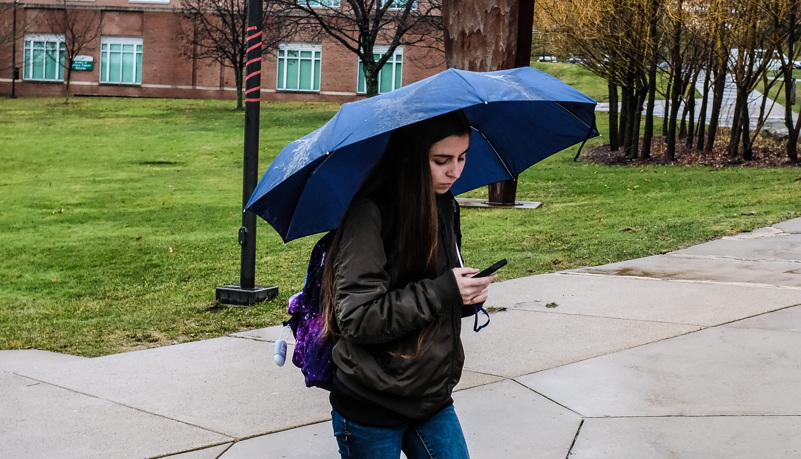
{"left": 216, "top": 284, "right": 278, "bottom": 306}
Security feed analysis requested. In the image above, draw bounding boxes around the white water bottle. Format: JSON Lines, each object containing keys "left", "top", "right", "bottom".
{"left": 274, "top": 339, "right": 287, "bottom": 366}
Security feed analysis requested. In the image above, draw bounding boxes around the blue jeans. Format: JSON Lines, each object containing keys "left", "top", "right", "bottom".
{"left": 331, "top": 405, "right": 470, "bottom": 459}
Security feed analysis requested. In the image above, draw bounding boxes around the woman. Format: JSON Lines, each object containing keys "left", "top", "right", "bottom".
{"left": 321, "top": 110, "right": 497, "bottom": 458}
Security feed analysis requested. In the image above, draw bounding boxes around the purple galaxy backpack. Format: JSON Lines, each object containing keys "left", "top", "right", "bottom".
{"left": 285, "top": 231, "right": 336, "bottom": 390}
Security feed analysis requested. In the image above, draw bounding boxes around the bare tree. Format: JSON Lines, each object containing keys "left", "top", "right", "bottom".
{"left": 538, "top": 0, "right": 660, "bottom": 158}
{"left": 177, "top": 0, "right": 296, "bottom": 109}
{"left": 772, "top": 0, "right": 801, "bottom": 162}
{"left": 44, "top": 1, "right": 102, "bottom": 102}
{"left": 277, "top": 0, "right": 443, "bottom": 97}
{"left": 722, "top": 0, "right": 785, "bottom": 161}
{"left": 538, "top": 0, "right": 800, "bottom": 163}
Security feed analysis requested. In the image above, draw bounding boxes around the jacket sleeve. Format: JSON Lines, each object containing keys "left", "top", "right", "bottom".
{"left": 332, "top": 199, "right": 463, "bottom": 344}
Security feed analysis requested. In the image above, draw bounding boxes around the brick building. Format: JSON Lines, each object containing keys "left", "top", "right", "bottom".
{"left": 0, "top": 0, "right": 445, "bottom": 102}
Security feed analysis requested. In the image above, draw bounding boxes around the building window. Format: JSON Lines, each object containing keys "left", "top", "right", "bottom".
{"left": 306, "top": 0, "right": 340, "bottom": 7}
{"left": 277, "top": 44, "right": 322, "bottom": 92}
{"left": 23, "top": 34, "right": 66, "bottom": 81}
{"left": 382, "top": 0, "right": 417, "bottom": 9}
{"left": 100, "top": 37, "right": 143, "bottom": 85}
{"left": 357, "top": 46, "right": 403, "bottom": 94}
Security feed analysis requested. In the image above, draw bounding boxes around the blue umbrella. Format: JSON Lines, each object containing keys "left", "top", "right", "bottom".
{"left": 246, "top": 66, "right": 598, "bottom": 242}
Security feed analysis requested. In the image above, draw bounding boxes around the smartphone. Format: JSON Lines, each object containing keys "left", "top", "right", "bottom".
{"left": 473, "top": 259, "right": 507, "bottom": 278}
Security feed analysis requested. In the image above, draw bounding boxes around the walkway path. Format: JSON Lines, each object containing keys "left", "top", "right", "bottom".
{"left": 2, "top": 218, "right": 801, "bottom": 458}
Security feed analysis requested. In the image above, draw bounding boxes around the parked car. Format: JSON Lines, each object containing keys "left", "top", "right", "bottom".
{"left": 538, "top": 55, "right": 557, "bottom": 63}
{"left": 568, "top": 56, "right": 584, "bottom": 64}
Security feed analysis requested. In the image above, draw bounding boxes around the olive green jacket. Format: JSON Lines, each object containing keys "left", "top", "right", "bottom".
{"left": 331, "top": 192, "right": 467, "bottom": 420}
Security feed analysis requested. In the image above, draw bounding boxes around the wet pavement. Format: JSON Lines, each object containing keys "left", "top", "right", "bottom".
{"left": 2, "top": 218, "right": 800, "bottom": 458}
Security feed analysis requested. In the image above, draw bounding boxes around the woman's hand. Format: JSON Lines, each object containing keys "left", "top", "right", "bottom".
{"left": 452, "top": 267, "right": 497, "bottom": 305}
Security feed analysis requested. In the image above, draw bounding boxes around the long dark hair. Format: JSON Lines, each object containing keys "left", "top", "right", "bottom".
{"left": 321, "top": 110, "right": 471, "bottom": 356}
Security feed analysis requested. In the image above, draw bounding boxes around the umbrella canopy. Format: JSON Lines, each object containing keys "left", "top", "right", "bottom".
{"left": 246, "top": 66, "right": 598, "bottom": 242}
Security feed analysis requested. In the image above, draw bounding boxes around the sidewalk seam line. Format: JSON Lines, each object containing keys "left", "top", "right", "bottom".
{"left": 560, "top": 271, "right": 801, "bottom": 290}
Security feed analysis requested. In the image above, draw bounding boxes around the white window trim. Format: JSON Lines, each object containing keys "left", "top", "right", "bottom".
{"left": 276, "top": 43, "right": 322, "bottom": 93}
{"left": 100, "top": 36, "right": 143, "bottom": 85}
{"left": 23, "top": 34, "right": 66, "bottom": 82}
{"left": 357, "top": 45, "right": 403, "bottom": 95}
{"left": 25, "top": 33, "right": 64, "bottom": 42}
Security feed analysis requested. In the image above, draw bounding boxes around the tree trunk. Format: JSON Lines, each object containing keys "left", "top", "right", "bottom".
{"left": 727, "top": 89, "right": 744, "bottom": 160}
{"left": 631, "top": 89, "right": 645, "bottom": 159}
{"left": 787, "top": 109, "right": 800, "bottom": 162}
{"left": 662, "top": 76, "right": 671, "bottom": 136}
{"left": 696, "top": 67, "right": 710, "bottom": 151}
{"left": 678, "top": 73, "right": 689, "bottom": 139}
{"left": 706, "top": 70, "right": 726, "bottom": 153}
{"left": 443, "top": 0, "right": 534, "bottom": 205}
{"left": 623, "top": 86, "right": 643, "bottom": 159}
{"left": 642, "top": 0, "right": 659, "bottom": 160}
{"left": 608, "top": 82, "right": 619, "bottom": 150}
{"left": 666, "top": 68, "right": 683, "bottom": 162}
{"left": 741, "top": 94, "right": 753, "bottom": 161}
{"left": 642, "top": 59, "right": 657, "bottom": 159}
{"left": 443, "top": 0, "right": 533, "bottom": 71}
{"left": 621, "top": 86, "right": 632, "bottom": 156}
{"left": 785, "top": 9, "right": 799, "bottom": 163}
{"left": 235, "top": 65, "right": 244, "bottom": 110}
{"left": 785, "top": 74, "right": 800, "bottom": 161}
{"left": 684, "top": 70, "right": 698, "bottom": 149}
{"left": 363, "top": 62, "right": 380, "bottom": 97}
{"left": 64, "top": 62, "right": 73, "bottom": 104}
{"left": 665, "top": 0, "right": 682, "bottom": 161}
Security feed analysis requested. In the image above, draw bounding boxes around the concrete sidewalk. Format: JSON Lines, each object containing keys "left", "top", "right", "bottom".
{"left": 3, "top": 218, "right": 801, "bottom": 458}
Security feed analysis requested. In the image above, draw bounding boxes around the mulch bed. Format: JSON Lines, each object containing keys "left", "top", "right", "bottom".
{"left": 582, "top": 135, "right": 801, "bottom": 168}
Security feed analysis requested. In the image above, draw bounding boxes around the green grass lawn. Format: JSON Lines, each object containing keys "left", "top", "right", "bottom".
{"left": 532, "top": 62, "right": 609, "bottom": 102}
{"left": 1, "top": 96, "right": 800, "bottom": 357}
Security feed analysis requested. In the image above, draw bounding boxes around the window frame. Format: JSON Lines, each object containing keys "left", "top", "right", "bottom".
{"left": 99, "top": 36, "right": 143, "bottom": 85}
{"left": 23, "top": 34, "right": 66, "bottom": 82}
{"left": 382, "top": 0, "right": 417, "bottom": 10}
{"left": 276, "top": 43, "right": 322, "bottom": 93}
{"left": 357, "top": 45, "right": 403, "bottom": 95}
{"left": 305, "top": 0, "right": 340, "bottom": 8}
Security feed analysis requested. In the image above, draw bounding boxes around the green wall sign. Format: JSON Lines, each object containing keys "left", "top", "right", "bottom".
{"left": 72, "top": 56, "right": 94, "bottom": 71}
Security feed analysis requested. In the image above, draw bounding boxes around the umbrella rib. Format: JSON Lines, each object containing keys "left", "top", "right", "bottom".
{"left": 451, "top": 69, "right": 484, "bottom": 99}
{"left": 554, "top": 101, "right": 597, "bottom": 132}
{"left": 473, "top": 126, "right": 514, "bottom": 179}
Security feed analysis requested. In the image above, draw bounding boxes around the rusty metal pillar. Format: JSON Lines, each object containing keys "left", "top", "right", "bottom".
{"left": 442, "top": 0, "right": 535, "bottom": 206}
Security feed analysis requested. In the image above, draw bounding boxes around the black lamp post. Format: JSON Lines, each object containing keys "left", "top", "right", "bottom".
{"left": 215, "top": 0, "right": 277, "bottom": 305}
